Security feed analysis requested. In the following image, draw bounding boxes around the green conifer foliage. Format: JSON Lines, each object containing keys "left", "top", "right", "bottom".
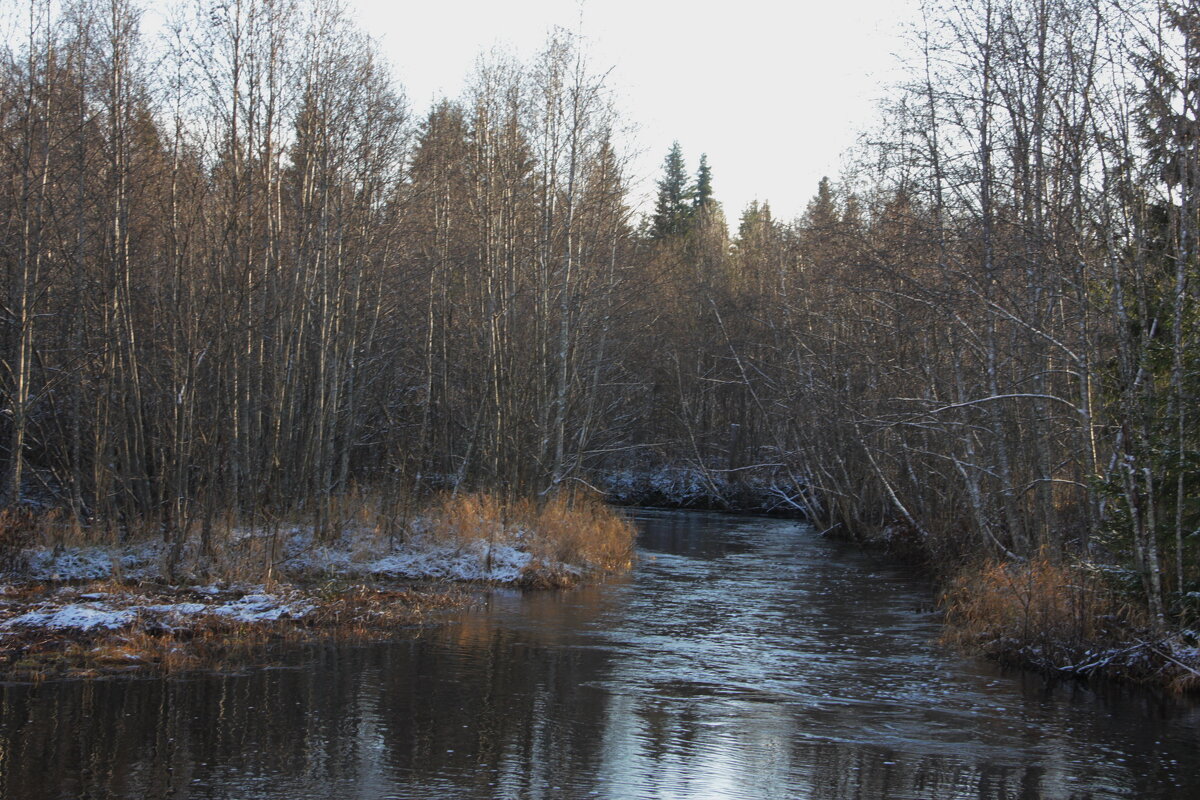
{"left": 694, "top": 153, "right": 713, "bottom": 209}
{"left": 650, "top": 141, "right": 693, "bottom": 239}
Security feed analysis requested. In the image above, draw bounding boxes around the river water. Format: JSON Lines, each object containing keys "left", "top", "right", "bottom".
{"left": 2, "top": 510, "right": 1199, "bottom": 799}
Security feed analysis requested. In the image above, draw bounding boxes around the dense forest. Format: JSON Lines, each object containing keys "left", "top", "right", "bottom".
{"left": 1, "top": 0, "right": 1197, "bottom": 625}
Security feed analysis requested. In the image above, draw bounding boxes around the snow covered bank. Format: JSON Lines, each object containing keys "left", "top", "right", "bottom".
{"left": 599, "top": 465, "right": 814, "bottom": 517}
{"left": 17, "top": 529, "right": 545, "bottom": 587}
{"left": 0, "top": 494, "right": 636, "bottom": 678}
{"left": 0, "top": 588, "right": 314, "bottom": 634}
{"left": 12, "top": 492, "right": 636, "bottom": 589}
{"left": 0, "top": 578, "right": 463, "bottom": 678}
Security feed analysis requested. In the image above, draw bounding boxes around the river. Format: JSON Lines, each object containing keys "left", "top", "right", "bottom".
{"left": 2, "top": 510, "right": 1198, "bottom": 799}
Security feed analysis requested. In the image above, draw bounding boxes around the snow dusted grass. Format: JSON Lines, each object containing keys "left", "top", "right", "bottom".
{"left": 8, "top": 490, "right": 634, "bottom": 588}
{"left": 423, "top": 492, "right": 636, "bottom": 587}
{"left": 0, "top": 579, "right": 463, "bottom": 679}
{"left": 0, "top": 491, "right": 636, "bottom": 678}
{"left": 941, "top": 555, "right": 1200, "bottom": 691}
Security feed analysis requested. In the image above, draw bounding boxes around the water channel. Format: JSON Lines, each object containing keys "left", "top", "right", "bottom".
{"left": 2, "top": 510, "right": 1199, "bottom": 798}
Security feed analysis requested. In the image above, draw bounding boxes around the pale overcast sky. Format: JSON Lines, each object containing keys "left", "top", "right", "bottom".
{"left": 347, "top": 0, "right": 916, "bottom": 223}
{"left": 338, "top": 1, "right": 920, "bottom": 222}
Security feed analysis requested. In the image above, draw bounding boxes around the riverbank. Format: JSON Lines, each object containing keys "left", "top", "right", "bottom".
{"left": 824, "top": 513, "right": 1200, "bottom": 693}
{"left": 938, "top": 553, "right": 1200, "bottom": 693}
{"left": 0, "top": 493, "right": 636, "bottom": 679}
{"left": 599, "top": 466, "right": 811, "bottom": 516}
{"left": 601, "top": 468, "right": 1200, "bottom": 695}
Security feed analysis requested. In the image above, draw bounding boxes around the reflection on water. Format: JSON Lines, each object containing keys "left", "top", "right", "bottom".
{"left": 2, "top": 510, "right": 1199, "bottom": 799}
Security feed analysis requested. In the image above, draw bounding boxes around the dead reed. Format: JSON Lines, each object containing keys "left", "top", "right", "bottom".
{"left": 522, "top": 491, "right": 637, "bottom": 573}
{"left": 940, "top": 553, "right": 1155, "bottom": 678}
{"left": 423, "top": 489, "right": 636, "bottom": 583}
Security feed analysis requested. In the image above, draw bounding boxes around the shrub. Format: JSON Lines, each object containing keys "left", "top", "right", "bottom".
{"left": 941, "top": 552, "right": 1139, "bottom": 670}
{"left": 523, "top": 490, "right": 636, "bottom": 572}
{"left": 424, "top": 489, "right": 636, "bottom": 575}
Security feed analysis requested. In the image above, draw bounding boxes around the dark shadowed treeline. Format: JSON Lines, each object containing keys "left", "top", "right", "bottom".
{"left": 1, "top": 0, "right": 1198, "bottom": 620}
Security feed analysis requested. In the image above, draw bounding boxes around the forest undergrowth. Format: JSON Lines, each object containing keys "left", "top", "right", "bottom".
{"left": 939, "top": 554, "right": 1200, "bottom": 692}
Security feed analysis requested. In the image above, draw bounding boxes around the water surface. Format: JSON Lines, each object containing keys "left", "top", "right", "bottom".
{"left": 2, "top": 510, "right": 1198, "bottom": 798}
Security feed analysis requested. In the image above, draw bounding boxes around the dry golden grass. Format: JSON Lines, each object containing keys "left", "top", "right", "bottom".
{"left": 942, "top": 558, "right": 1200, "bottom": 691}
{"left": 426, "top": 492, "right": 511, "bottom": 545}
{"left": 523, "top": 491, "right": 637, "bottom": 573}
{"left": 424, "top": 489, "right": 636, "bottom": 581}
{"left": 941, "top": 552, "right": 1139, "bottom": 669}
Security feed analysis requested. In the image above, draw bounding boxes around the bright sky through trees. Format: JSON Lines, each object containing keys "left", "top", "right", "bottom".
{"left": 348, "top": 0, "right": 915, "bottom": 221}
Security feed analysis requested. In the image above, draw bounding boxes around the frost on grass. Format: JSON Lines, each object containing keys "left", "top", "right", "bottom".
{"left": 0, "top": 591, "right": 316, "bottom": 634}
{"left": 141, "top": 602, "right": 208, "bottom": 616}
{"left": 210, "top": 593, "right": 314, "bottom": 622}
{"left": 3, "top": 604, "right": 136, "bottom": 632}
{"left": 24, "top": 543, "right": 159, "bottom": 582}
{"left": 275, "top": 527, "right": 539, "bottom": 584}
{"left": 11, "top": 527, "right": 546, "bottom": 587}
{"left": 363, "top": 539, "right": 537, "bottom": 583}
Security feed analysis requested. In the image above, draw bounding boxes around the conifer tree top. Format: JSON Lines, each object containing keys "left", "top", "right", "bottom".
{"left": 650, "top": 141, "right": 693, "bottom": 240}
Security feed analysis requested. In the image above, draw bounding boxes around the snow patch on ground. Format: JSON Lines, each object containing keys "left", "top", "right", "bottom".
{"left": 0, "top": 590, "right": 320, "bottom": 633}
{"left": 3, "top": 603, "right": 135, "bottom": 632}
{"left": 0, "top": 518, "right": 568, "bottom": 636}
{"left": 10, "top": 524, "right": 552, "bottom": 587}
{"left": 210, "top": 594, "right": 314, "bottom": 622}
{"left": 233, "top": 525, "right": 559, "bottom": 584}
{"left": 599, "top": 465, "right": 812, "bottom": 515}
{"left": 362, "top": 539, "right": 535, "bottom": 583}
{"left": 141, "top": 603, "right": 208, "bottom": 616}
{"left": 24, "top": 543, "right": 161, "bottom": 582}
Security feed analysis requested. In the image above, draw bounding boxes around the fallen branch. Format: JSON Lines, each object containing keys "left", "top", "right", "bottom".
{"left": 1145, "top": 642, "right": 1200, "bottom": 679}
{"left": 1061, "top": 640, "right": 1150, "bottom": 674}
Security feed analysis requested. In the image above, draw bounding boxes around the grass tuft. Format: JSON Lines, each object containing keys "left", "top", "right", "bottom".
{"left": 424, "top": 489, "right": 636, "bottom": 582}
{"left": 943, "top": 555, "right": 1131, "bottom": 653}
{"left": 524, "top": 491, "right": 637, "bottom": 573}
{"left": 938, "top": 552, "right": 1178, "bottom": 682}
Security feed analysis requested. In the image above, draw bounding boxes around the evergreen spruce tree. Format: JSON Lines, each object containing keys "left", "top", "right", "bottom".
{"left": 803, "top": 176, "right": 838, "bottom": 230}
{"left": 694, "top": 153, "right": 713, "bottom": 210}
{"left": 650, "top": 141, "right": 693, "bottom": 239}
